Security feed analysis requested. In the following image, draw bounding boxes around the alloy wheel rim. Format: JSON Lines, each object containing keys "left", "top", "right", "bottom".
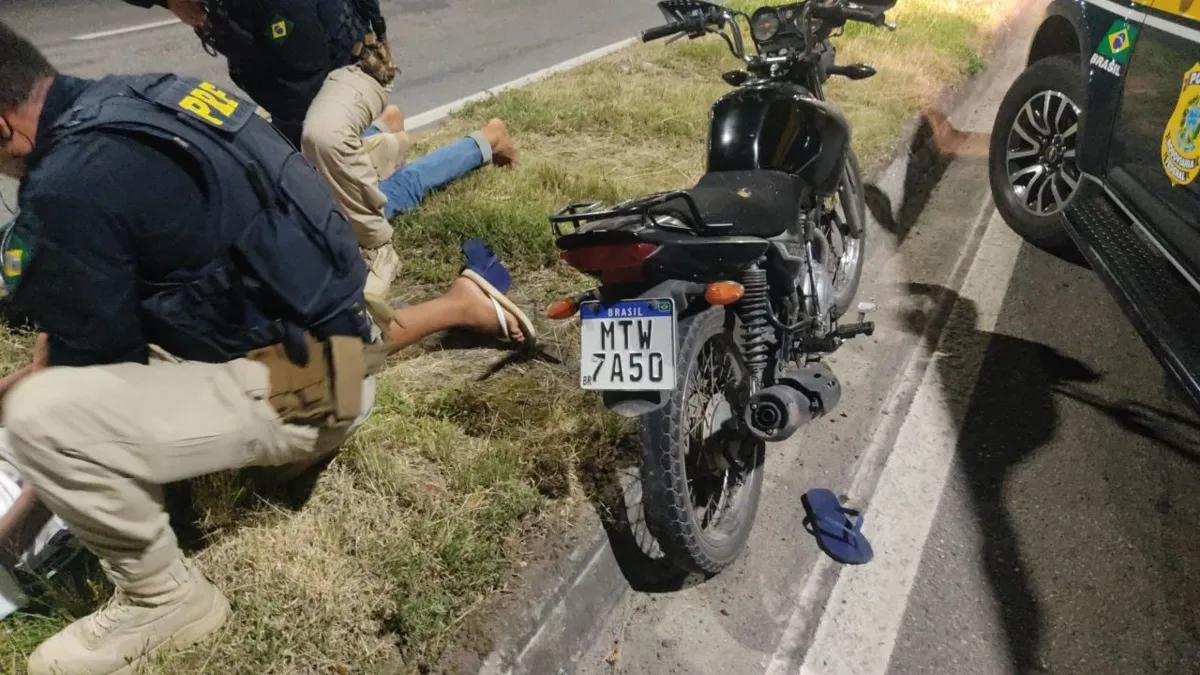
{"left": 1005, "top": 89, "right": 1082, "bottom": 217}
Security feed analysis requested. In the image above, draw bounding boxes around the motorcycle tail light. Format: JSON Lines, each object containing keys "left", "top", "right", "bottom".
{"left": 560, "top": 243, "right": 659, "bottom": 284}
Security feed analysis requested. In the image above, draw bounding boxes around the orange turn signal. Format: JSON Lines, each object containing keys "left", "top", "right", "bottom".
{"left": 546, "top": 296, "right": 579, "bottom": 320}
{"left": 705, "top": 281, "right": 745, "bottom": 306}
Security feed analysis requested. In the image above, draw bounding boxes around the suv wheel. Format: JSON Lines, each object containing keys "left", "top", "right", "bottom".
{"left": 989, "top": 55, "right": 1085, "bottom": 252}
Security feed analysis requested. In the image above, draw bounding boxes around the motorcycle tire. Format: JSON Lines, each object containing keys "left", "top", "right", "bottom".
{"left": 831, "top": 147, "right": 867, "bottom": 319}
{"left": 638, "top": 306, "right": 765, "bottom": 575}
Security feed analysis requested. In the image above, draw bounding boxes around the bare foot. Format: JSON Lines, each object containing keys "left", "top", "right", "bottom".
{"left": 446, "top": 276, "right": 525, "bottom": 343}
{"left": 481, "top": 118, "right": 517, "bottom": 169}
{"left": 379, "top": 105, "right": 405, "bottom": 133}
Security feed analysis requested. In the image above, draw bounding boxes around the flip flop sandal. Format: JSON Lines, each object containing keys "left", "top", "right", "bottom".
{"left": 462, "top": 239, "right": 513, "bottom": 295}
{"left": 460, "top": 239, "right": 536, "bottom": 348}
{"left": 801, "top": 488, "right": 874, "bottom": 565}
{"left": 460, "top": 269, "right": 538, "bottom": 348}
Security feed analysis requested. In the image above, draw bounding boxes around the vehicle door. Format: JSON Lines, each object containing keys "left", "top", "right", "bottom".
{"left": 1104, "top": 0, "right": 1200, "bottom": 283}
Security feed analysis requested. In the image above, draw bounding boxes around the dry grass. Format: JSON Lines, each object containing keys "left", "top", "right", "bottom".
{"left": 2, "top": 1, "right": 1019, "bottom": 672}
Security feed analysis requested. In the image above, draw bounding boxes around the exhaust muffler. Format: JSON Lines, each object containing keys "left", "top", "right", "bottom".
{"left": 744, "top": 363, "right": 842, "bottom": 442}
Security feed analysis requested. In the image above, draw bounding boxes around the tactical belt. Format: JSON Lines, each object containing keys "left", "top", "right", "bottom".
{"left": 247, "top": 295, "right": 398, "bottom": 427}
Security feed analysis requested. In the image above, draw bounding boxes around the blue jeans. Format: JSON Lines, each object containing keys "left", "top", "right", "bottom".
{"left": 362, "top": 124, "right": 491, "bottom": 219}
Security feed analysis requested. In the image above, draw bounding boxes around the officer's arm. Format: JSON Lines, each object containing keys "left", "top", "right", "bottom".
{"left": 12, "top": 196, "right": 148, "bottom": 368}
{"left": 0, "top": 484, "right": 50, "bottom": 570}
{"left": 356, "top": 0, "right": 387, "bottom": 38}
{"left": 254, "top": 0, "right": 332, "bottom": 142}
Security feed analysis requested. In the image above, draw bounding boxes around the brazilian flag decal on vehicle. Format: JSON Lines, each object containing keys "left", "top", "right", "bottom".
{"left": 1090, "top": 19, "right": 1138, "bottom": 78}
{"left": 268, "top": 15, "right": 293, "bottom": 44}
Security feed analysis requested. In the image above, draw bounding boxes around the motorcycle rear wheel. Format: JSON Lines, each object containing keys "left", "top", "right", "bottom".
{"left": 639, "top": 307, "right": 765, "bottom": 575}
{"left": 827, "top": 148, "right": 867, "bottom": 319}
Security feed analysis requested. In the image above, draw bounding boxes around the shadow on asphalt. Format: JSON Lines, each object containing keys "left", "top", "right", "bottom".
{"left": 864, "top": 108, "right": 981, "bottom": 247}
{"left": 865, "top": 107, "right": 1088, "bottom": 268}
{"left": 898, "top": 271, "right": 1200, "bottom": 674}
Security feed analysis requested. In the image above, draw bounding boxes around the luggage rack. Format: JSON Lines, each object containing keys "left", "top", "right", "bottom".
{"left": 548, "top": 189, "right": 720, "bottom": 237}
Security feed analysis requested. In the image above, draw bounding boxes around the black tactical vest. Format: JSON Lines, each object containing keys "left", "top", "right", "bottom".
{"left": 43, "top": 73, "right": 372, "bottom": 364}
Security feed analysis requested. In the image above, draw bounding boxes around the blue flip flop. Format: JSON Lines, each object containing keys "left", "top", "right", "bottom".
{"left": 459, "top": 239, "right": 537, "bottom": 346}
{"left": 462, "top": 239, "right": 512, "bottom": 295}
{"left": 801, "top": 488, "right": 874, "bottom": 565}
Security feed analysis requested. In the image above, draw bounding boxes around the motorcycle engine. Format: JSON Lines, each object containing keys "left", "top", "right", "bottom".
{"left": 801, "top": 230, "right": 835, "bottom": 332}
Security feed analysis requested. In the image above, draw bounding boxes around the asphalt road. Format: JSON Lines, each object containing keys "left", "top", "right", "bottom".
{"left": 0, "top": 0, "right": 660, "bottom": 212}
{"left": 1, "top": 0, "right": 660, "bottom": 116}
{"left": 567, "top": 6, "right": 1200, "bottom": 675}
{"left": 884, "top": 223, "right": 1200, "bottom": 675}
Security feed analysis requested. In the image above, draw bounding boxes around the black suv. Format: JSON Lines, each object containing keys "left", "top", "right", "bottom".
{"left": 989, "top": 0, "right": 1200, "bottom": 408}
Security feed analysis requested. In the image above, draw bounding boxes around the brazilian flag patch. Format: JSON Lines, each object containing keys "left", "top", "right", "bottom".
{"left": 268, "top": 14, "right": 293, "bottom": 44}
{"left": 0, "top": 224, "right": 29, "bottom": 300}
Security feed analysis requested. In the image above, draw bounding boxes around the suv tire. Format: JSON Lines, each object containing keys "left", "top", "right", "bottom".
{"left": 989, "top": 54, "right": 1085, "bottom": 253}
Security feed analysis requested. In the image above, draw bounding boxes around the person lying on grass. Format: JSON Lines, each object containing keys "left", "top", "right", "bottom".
{"left": 124, "top": 0, "right": 519, "bottom": 298}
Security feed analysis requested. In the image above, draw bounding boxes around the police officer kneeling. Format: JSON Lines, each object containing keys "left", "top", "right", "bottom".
{"left": 0, "top": 21, "right": 411, "bottom": 675}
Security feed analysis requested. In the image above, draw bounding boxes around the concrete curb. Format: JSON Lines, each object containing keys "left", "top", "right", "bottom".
{"left": 438, "top": 6, "right": 1043, "bottom": 674}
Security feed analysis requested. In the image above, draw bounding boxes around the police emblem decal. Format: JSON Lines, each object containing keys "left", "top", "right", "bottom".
{"left": 1162, "top": 63, "right": 1200, "bottom": 187}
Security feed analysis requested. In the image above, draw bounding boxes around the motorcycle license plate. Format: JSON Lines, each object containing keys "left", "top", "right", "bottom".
{"left": 579, "top": 298, "right": 677, "bottom": 391}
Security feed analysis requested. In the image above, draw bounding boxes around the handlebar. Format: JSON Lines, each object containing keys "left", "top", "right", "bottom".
{"left": 809, "top": 2, "right": 887, "bottom": 27}
{"left": 640, "top": 14, "right": 706, "bottom": 42}
{"left": 641, "top": 23, "right": 680, "bottom": 41}
{"left": 641, "top": 1, "right": 895, "bottom": 63}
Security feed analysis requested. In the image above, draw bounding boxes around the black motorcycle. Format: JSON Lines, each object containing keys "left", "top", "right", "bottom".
{"left": 546, "top": 0, "right": 896, "bottom": 574}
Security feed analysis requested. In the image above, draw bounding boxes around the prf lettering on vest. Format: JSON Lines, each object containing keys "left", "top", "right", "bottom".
{"left": 178, "top": 82, "right": 239, "bottom": 127}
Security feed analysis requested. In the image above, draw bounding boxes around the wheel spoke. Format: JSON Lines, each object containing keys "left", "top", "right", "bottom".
{"left": 1022, "top": 101, "right": 1050, "bottom": 136}
{"left": 1012, "top": 116, "right": 1042, "bottom": 149}
{"left": 1064, "top": 148, "right": 1077, "bottom": 160}
{"left": 1054, "top": 94, "right": 1067, "bottom": 130}
{"left": 1061, "top": 122, "right": 1078, "bottom": 140}
{"left": 1008, "top": 147, "right": 1040, "bottom": 161}
{"left": 1035, "top": 173, "right": 1053, "bottom": 212}
{"left": 1012, "top": 163, "right": 1045, "bottom": 185}
{"left": 1050, "top": 176, "right": 1066, "bottom": 210}
{"left": 1060, "top": 168, "right": 1078, "bottom": 190}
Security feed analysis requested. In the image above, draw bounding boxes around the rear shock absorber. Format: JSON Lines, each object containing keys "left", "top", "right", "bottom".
{"left": 737, "top": 265, "right": 771, "bottom": 381}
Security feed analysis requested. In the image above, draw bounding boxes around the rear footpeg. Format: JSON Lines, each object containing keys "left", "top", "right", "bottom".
{"left": 744, "top": 363, "right": 842, "bottom": 442}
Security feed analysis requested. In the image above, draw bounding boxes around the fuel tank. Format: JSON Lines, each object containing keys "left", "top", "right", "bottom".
{"left": 707, "top": 81, "right": 851, "bottom": 195}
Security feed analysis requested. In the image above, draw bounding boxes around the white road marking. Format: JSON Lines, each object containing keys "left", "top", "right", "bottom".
{"left": 788, "top": 212, "right": 1025, "bottom": 675}
{"left": 405, "top": 37, "right": 639, "bottom": 130}
{"left": 763, "top": 183, "right": 1001, "bottom": 675}
{"left": 71, "top": 18, "right": 183, "bottom": 41}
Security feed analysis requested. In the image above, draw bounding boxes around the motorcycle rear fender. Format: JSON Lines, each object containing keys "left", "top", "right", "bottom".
{"left": 600, "top": 279, "right": 709, "bottom": 417}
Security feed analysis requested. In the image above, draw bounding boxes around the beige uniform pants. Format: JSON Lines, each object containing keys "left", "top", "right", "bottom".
{"left": 2, "top": 349, "right": 376, "bottom": 588}
{"left": 301, "top": 65, "right": 409, "bottom": 298}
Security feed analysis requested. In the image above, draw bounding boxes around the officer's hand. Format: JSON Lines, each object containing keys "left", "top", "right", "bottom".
{"left": 167, "top": 0, "right": 207, "bottom": 28}
{"left": 30, "top": 332, "right": 48, "bottom": 372}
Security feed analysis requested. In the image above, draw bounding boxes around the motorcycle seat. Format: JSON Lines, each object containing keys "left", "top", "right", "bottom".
{"left": 650, "top": 170, "right": 805, "bottom": 238}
